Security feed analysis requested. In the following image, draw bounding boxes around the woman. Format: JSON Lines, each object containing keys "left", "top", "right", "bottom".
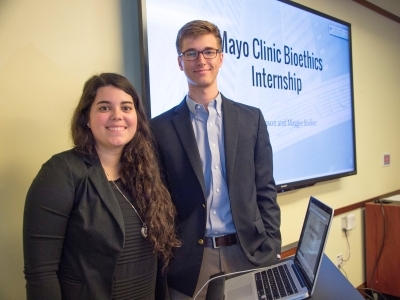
{"left": 23, "top": 73, "right": 180, "bottom": 299}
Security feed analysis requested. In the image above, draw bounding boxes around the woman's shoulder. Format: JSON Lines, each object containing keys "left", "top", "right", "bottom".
{"left": 43, "top": 148, "right": 97, "bottom": 175}
{"left": 28, "top": 149, "right": 99, "bottom": 196}
{"left": 46, "top": 148, "right": 84, "bottom": 166}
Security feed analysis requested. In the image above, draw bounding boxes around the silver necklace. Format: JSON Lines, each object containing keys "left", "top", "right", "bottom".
{"left": 105, "top": 170, "right": 148, "bottom": 238}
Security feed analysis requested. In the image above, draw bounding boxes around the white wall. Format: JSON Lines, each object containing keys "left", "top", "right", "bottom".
{"left": 0, "top": 1, "right": 124, "bottom": 299}
{"left": 0, "top": 0, "right": 399, "bottom": 298}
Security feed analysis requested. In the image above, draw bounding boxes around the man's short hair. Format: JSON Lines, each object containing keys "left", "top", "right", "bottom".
{"left": 176, "top": 20, "right": 222, "bottom": 54}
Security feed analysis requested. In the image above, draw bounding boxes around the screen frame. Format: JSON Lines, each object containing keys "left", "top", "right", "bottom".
{"left": 273, "top": 1, "right": 357, "bottom": 192}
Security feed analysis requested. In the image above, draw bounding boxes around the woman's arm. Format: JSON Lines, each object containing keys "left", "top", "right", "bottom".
{"left": 23, "top": 154, "right": 76, "bottom": 300}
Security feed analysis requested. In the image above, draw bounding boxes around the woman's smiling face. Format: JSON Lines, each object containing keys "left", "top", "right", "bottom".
{"left": 88, "top": 85, "right": 137, "bottom": 154}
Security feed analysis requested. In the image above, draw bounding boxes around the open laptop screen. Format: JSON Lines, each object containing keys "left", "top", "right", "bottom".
{"left": 295, "top": 197, "right": 333, "bottom": 288}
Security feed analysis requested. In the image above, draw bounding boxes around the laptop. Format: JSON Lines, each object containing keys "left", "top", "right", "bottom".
{"left": 223, "top": 196, "right": 334, "bottom": 300}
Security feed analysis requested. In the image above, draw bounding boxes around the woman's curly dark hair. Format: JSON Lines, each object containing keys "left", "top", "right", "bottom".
{"left": 71, "top": 73, "right": 180, "bottom": 266}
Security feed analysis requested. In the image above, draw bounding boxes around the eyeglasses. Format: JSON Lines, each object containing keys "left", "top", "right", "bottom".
{"left": 179, "top": 49, "right": 221, "bottom": 61}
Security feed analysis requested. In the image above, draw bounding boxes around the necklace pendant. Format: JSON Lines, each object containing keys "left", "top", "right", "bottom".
{"left": 141, "top": 226, "right": 148, "bottom": 238}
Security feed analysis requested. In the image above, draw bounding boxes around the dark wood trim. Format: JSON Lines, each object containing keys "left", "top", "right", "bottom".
{"left": 352, "top": 0, "right": 400, "bottom": 24}
{"left": 281, "top": 247, "right": 296, "bottom": 259}
{"left": 334, "top": 200, "right": 370, "bottom": 216}
{"left": 334, "top": 189, "right": 400, "bottom": 216}
{"left": 281, "top": 241, "right": 298, "bottom": 258}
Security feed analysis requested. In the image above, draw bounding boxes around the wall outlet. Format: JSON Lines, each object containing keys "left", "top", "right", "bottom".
{"left": 341, "top": 214, "right": 356, "bottom": 230}
{"left": 336, "top": 253, "right": 343, "bottom": 267}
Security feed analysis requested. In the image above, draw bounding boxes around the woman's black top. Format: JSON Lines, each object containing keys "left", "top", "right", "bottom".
{"left": 110, "top": 179, "right": 157, "bottom": 300}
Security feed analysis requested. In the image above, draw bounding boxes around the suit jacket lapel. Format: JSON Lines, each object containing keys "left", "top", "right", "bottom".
{"left": 222, "top": 95, "right": 239, "bottom": 189}
{"left": 172, "top": 99, "right": 207, "bottom": 197}
{"left": 84, "top": 156, "right": 125, "bottom": 234}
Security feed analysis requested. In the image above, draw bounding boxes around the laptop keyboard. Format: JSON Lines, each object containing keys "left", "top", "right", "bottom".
{"left": 254, "top": 265, "right": 299, "bottom": 300}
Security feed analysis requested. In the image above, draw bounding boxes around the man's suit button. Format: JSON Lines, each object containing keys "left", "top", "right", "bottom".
{"left": 202, "top": 204, "right": 206, "bottom": 208}
{"left": 198, "top": 239, "right": 204, "bottom": 245}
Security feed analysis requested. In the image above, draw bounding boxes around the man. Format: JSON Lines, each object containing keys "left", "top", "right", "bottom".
{"left": 151, "top": 20, "right": 281, "bottom": 299}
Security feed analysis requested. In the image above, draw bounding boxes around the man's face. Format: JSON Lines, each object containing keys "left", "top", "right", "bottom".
{"left": 178, "top": 33, "right": 223, "bottom": 90}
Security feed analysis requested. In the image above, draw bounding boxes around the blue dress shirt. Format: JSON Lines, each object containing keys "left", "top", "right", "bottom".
{"left": 186, "top": 94, "right": 237, "bottom": 237}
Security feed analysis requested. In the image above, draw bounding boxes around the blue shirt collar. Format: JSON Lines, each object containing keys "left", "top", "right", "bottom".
{"left": 186, "top": 93, "right": 222, "bottom": 116}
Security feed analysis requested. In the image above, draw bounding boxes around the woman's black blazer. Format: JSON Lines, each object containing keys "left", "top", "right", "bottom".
{"left": 23, "top": 149, "right": 127, "bottom": 299}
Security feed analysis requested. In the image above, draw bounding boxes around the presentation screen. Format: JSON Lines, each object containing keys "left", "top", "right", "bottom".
{"left": 139, "top": 0, "right": 357, "bottom": 192}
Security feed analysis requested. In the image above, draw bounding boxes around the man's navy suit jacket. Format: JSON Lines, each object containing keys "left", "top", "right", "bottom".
{"left": 151, "top": 94, "right": 281, "bottom": 297}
